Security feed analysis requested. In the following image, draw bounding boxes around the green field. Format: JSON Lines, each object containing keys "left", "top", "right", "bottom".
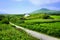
{"left": 51, "top": 15, "right": 60, "bottom": 19}
{"left": 0, "top": 6, "right": 60, "bottom": 40}
{"left": 16, "top": 21, "right": 60, "bottom": 38}
{"left": 9, "top": 14, "right": 60, "bottom": 38}
{"left": 25, "top": 19, "right": 60, "bottom": 23}
{"left": 0, "top": 15, "right": 39, "bottom": 40}
{"left": 0, "top": 24, "right": 39, "bottom": 40}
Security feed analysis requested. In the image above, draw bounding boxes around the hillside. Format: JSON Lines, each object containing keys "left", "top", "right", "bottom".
{"left": 31, "top": 8, "right": 60, "bottom": 15}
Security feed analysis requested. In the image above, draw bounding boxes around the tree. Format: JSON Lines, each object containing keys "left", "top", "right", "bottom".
{"left": 0, "top": 15, "right": 5, "bottom": 21}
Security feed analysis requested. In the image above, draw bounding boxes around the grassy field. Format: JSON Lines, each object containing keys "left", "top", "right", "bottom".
{"left": 9, "top": 14, "right": 60, "bottom": 38}
{"left": 51, "top": 15, "right": 60, "bottom": 19}
{"left": 25, "top": 19, "right": 60, "bottom": 23}
{"left": 0, "top": 15, "right": 39, "bottom": 40}
{"left": 17, "top": 21, "right": 60, "bottom": 38}
{"left": 0, "top": 24, "right": 39, "bottom": 40}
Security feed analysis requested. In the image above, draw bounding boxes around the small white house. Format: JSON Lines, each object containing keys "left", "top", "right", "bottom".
{"left": 24, "top": 13, "right": 30, "bottom": 17}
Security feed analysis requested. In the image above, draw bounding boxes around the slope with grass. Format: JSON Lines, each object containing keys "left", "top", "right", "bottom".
{"left": 10, "top": 22, "right": 60, "bottom": 40}
{"left": 51, "top": 15, "right": 60, "bottom": 19}
{"left": 15, "top": 21, "right": 60, "bottom": 38}
{"left": 0, "top": 15, "right": 39, "bottom": 40}
{"left": 9, "top": 14, "right": 60, "bottom": 38}
{"left": 0, "top": 24, "right": 39, "bottom": 40}
{"left": 31, "top": 8, "right": 60, "bottom": 15}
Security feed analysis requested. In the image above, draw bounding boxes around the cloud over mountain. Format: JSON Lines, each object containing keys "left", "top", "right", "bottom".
{"left": 29, "top": 0, "right": 60, "bottom": 5}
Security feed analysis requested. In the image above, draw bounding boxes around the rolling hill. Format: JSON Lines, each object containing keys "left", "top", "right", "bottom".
{"left": 31, "top": 8, "right": 60, "bottom": 15}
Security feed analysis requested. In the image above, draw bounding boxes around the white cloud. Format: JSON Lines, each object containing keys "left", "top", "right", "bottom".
{"left": 29, "top": 0, "right": 60, "bottom": 5}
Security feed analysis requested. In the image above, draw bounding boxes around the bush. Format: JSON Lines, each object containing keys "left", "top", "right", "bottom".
{"left": 41, "top": 14, "right": 53, "bottom": 19}
{"left": 0, "top": 15, "right": 5, "bottom": 21}
{"left": 2, "top": 18, "right": 9, "bottom": 24}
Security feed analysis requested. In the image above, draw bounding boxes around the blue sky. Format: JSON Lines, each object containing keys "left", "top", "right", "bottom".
{"left": 0, "top": 0, "right": 60, "bottom": 14}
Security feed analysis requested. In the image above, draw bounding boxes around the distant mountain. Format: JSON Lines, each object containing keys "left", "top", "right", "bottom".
{"left": 39, "top": 8, "right": 50, "bottom": 11}
{"left": 31, "top": 8, "right": 60, "bottom": 15}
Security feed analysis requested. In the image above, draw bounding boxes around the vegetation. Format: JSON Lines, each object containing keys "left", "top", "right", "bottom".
{"left": 31, "top": 8, "right": 60, "bottom": 15}
{"left": 25, "top": 13, "right": 53, "bottom": 19}
{"left": 0, "top": 8, "right": 60, "bottom": 40}
{"left": 19, "top": 22, "right": 60, "bottom": 38}
{"left": 9, "top": 13, "right": 60, "bottom": 38}
{"left": 0, "top": 15, "right": 39, "bottom": 40}
{"left": 51, "top": 15, "right": 60, "bottom": 19}
{"left": 0, "top": 24, "right": 39, "bottom": 40}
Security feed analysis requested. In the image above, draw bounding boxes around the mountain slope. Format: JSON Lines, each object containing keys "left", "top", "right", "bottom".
{"left": 31, "top": 8, "right": 60, "bottom": 15}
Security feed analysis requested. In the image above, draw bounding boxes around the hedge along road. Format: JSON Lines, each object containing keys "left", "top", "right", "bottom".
{"left": 9, "top": 22, "right": 60, "bottom": 40}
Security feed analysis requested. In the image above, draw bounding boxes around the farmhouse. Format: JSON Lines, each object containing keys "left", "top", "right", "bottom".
{"left": 24, "top": 13, "right": 30, "bottom": 17}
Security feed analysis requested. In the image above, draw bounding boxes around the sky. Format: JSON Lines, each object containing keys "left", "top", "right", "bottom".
{"left": 0, "top": 0, "right": 60, "bottom": 14}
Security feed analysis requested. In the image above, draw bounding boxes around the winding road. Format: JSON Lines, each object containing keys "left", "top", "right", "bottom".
{"left": 10, "top": 22, "right": 60, "bottom": 40}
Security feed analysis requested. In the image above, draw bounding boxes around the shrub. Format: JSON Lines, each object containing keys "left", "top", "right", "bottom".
{"left": 2, "top": 18, "right": 9, "bottom": 24}
{"left": 0, "top": 15, "right": 5, "bottom": 21}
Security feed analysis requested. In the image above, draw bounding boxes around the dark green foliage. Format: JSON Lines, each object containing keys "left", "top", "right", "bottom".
{"left": 0, "top": 15, "right": 5, "bottom": 21}
{"left": 39, "top": 14, "right": 51, "bottom": 19}
{"left": 2, "top": 18, "right": 9, "bottom": 24}
{"left": 0, "top": 15, "right": 9, "bottom": 24}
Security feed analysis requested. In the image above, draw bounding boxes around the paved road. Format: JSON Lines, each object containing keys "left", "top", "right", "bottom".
{"left": 10, "top": 22, "right": 60, "bottom": 40}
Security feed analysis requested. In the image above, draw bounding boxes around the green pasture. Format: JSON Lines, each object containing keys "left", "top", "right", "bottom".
{"left": 0, "top": 15, "right": 39, "bottom": 40}
{"left": 9, "top": 14, "right": 60, "bottom": 38}
{"left": 25, "top": 19, "right": 60, "bottom": 23}
{"left": 0, "top": 24, "right": 39, "bottom": 40}
{"left": 50, "top": 15, "right": 60, "bottom": 19}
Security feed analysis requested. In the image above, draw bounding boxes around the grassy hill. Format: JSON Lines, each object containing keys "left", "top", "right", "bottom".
{"left": 31, "top": 8, "right": 60, "bottom": 15}
{"left": 9, "top": 14, "right": 60, "bottom": 38}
